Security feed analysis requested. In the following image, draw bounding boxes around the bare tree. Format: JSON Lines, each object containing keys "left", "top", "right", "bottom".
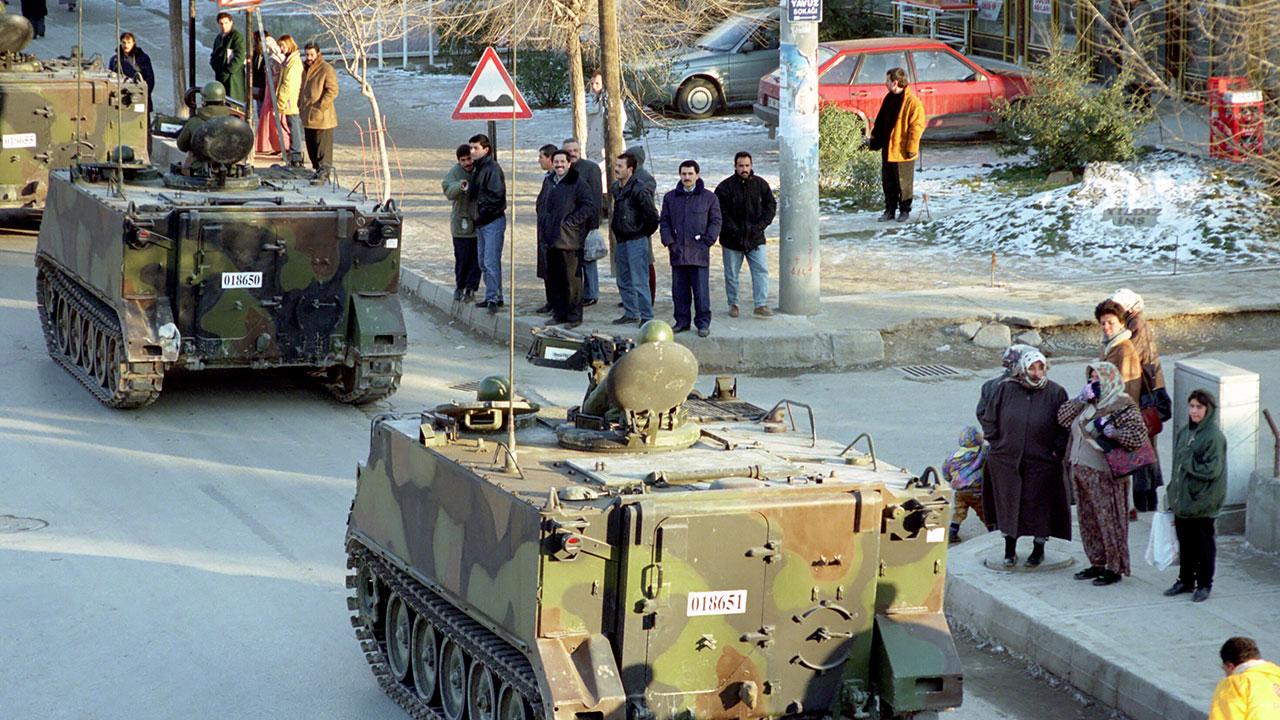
{"left": 292, "top": 0, "right": 429, "bottom": 203}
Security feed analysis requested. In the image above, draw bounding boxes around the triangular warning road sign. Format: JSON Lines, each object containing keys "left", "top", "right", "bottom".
{"left": 452, "top": 47, "right": 533, "bottom": 121}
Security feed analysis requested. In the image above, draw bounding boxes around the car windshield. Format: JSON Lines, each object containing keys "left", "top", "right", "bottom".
{"left": 817, "top": 46, "right": 836, "bottom": 67}
{"left": 696, "top": 15, "right": 755, "bottom": 52}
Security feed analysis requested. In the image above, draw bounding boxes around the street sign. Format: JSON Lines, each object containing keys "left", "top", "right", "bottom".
{"left": 788, "top": 0, "right": 822, "bottom": 22}
{"left": 216, "top": 0, "right": 262, "bottom": 7}
{"left": 451, "top": 47, "right": 533, "bottom": 121}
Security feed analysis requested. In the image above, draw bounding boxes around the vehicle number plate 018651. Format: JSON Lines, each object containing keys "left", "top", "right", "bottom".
{"left": 687, "top": 589, "right": 748, "bottom": 616}
{"left": 221, "top": 271, "right": 264, "bottom": 289}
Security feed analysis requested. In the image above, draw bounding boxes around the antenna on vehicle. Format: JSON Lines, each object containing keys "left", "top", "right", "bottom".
{"left": 113, "top": 0, "right": 126, "bottom": 199}
{"left": 73, "top": 0, "right": 82, "bottom": 170}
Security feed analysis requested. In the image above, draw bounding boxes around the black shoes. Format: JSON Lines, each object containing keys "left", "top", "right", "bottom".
{"left": 453, "top": 288, "right": 463, "bottom": 301}
{"left": 611, "top": 315, "right": 639, "bottom": 325}
{"left": 1074, "top": 566, "right": 1104, "bottom": 581}
{"left": 1003, "top": 537, "right": 1017, "bottom": 568}
{"left": 582, "top": 298, "right": 598, "bottom": 307}
{"left": 877, "top": 210, "right": 895, "bottom": 222}
{"left": 475, "top": 299, "right": 504, "bottom": 313}
{"left": 672, "top": 324, "right": 691, "bottom": 333}
{"left": 1163, "top": 581, "right": 1193, "bottom": 597}
{"left": 534, "top": 303, "right": 552, "bottom": 314}
{"left": 896, "top": 211, "right": 911, "bottom": 223}
{"left": 1092, "top": 570, "right": 1122, "bottom": 586}
{"left": 1193, "top": 587, "right": 1212, "bottom": 602}
{"left": 1025, "top": 540, "right": 1045, "bottom": 568}
{"left": 697, "top": 327, "right": 710, "bottom": 338}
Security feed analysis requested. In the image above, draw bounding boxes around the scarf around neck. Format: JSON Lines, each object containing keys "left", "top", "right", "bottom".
{"left": 1103, "top": 327, "right": 1133, "bottom": 356}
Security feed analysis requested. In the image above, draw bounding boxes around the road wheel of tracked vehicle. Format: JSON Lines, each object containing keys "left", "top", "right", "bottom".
{"left": 468, "top": 661, "right": 498, "bottom": 720}
{"left": 439, "top": 636, "right": 469, "bottom": 720}
{"left": 384, "top": 593, "right": 413, "bottom": 682}
{"left": 497, "top": 683, "right": 531, "bottom": 720}
{"left": 410, "top": 616, "right": 439, "bottom": 702}
{"left": 355, "top": 562, "right": 381, "bottom": 634}
{"left": 65, "top": 304, "right": 83, "bottom": 365}
{"left": 51, "top": 293, "right": 70, "bottom": 354}
{"left": 89, "top": 326, "right": 109, "bottom": 386}
{"left": 102, "top": 336, "right": 121, "bottom": 392}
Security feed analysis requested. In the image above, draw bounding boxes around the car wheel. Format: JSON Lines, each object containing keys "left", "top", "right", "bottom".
{"left": 677, "top": 78, "right": 720, "bottom": 119}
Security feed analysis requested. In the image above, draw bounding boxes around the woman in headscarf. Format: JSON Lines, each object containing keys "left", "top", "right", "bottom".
{"left": 975, "top": 343, "right": 1035, "bottom": 423}
{"left": 980, "top": 348, "right": 1071, "bottom": 568}
{"left": 1058, "top": 361, "right": 1150, "bottom": 586}
{"left": 1109, "top": 288, "right": 1171, "bottom": 513}
{"left": 252, "top": 31, "right": 285, "bottom": 155}
{"left": 1165, "top": 389, "right": 1227, "bottom": 603}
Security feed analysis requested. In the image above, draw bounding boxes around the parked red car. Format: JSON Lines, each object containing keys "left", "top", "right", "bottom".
{"left": 754, "top": 38, "right": 1032, "bottom": 135}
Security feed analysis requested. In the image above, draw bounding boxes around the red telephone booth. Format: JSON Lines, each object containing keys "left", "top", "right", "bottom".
{"left": 1208, "top": 76, "right": 1264, "bottom": 162}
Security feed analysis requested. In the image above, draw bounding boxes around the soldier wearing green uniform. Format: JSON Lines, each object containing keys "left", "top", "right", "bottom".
{"left": 176, "top": 82, "right": 234, "bottom": 173}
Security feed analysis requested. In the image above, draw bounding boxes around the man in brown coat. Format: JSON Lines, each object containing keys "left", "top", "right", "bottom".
{"left": 867, "top": 67, "right": 926, "bottom": 223}
{"left": 300, "top": 42, "right": 339, "bottom": 174}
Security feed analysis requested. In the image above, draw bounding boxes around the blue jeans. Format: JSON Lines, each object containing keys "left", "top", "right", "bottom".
{"left": 284, "top": 114, "right": 303, "bottom": 158}
{"left": 615, "top": 239, "right": 652, "bottom": 321}
{"left": 722, "top": 245, "right": 769, "bottom": 309}
{"left": 476, "top": 217, "right": 505, "bottom": 303}
{"left": 580, "top": 259, "right": 599, "bottom": 302}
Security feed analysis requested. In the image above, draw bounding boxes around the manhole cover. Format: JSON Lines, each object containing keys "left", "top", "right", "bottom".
{"left": 0, "top": 515, "right": 48, "bottom": 533}
{"left": 897, "top": 364, "right": 963, "bottom": 380}
{"left": 450, "top": 381, "right": 481, "bottom": 392}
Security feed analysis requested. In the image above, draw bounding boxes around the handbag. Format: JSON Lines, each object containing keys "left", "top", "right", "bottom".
{"left": 583, "top": 229, "right": 608, "bottom": 262}
{"left": 1138, "top": 374, "right": 1164, "bottom": 435}
{"left": 1144, "top": 509, "right": 1179, "bottom": 570}
{"left": 1105, "top": 434, "right": 1157, "bottom": 477}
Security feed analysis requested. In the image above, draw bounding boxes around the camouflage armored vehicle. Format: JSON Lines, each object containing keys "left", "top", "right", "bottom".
{"left": 34, "top": 110, "right": 406, "bottom": 408}
{"left": 0, "top": 10, "right": 148, "bottom": 209}
{"left": 345, "top": 322, "right": 961, "bottom": 720}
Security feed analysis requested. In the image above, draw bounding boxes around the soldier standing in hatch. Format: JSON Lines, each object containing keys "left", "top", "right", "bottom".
{"left": 176, "top": 82, "right": 234, "bottom": 173}
{"left": 210, "top": 12, "right": 247, "bottom": 105}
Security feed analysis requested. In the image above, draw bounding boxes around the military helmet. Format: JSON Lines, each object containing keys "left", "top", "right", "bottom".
{"left": 107, "top": 145, "right": 136, "bottom": 164}
{"left": 201, "top": 81, "right": 227, "bottom": 104}
{"left": 637, "top": 319, "right": 674, "bottom": 345}
{"left": 476, "top": 375, "right": 511, "bottom": 402}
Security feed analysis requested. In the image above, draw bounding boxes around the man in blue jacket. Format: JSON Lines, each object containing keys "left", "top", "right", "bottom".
{"left": 659, "top": 160, "right": 722, "bottom": 337}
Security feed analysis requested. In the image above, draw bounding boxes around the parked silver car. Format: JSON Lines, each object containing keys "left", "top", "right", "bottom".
{"left": 654, "top": 7, "right": 780, "bottom": 118}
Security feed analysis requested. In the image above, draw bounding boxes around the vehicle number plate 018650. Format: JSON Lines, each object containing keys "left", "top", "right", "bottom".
{"left": 686, "top": 589, "right": 748, "bottom": 616}
{"left": 221, "top": 271, "right": 264, "bottom": 289}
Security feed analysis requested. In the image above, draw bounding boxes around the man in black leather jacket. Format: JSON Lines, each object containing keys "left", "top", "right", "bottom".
{"left": 609, "top": 152, "right": 658, "bottom": 324}
{"left": 467, "top": 134, "right": 507, "bottom": 312}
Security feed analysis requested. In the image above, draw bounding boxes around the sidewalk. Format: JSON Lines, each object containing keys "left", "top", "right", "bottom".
{"left": 401, "top": 262, "right": 1280, "bottom": 370}
{"left": 946, "top": 519, "right": 1280, "bottom": 720}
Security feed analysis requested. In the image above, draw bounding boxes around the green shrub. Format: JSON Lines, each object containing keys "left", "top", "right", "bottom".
{"left": 819, "top": 103, "right": 881, "bottom": 206}
{"left": 819, "top": 0, "right": 888, "bottom": 42}
{"left": 994, "top": 49, "right": 1153, "bottom": 172}
{"left": 513, "top": 50, "right": 569, "bottom": 109}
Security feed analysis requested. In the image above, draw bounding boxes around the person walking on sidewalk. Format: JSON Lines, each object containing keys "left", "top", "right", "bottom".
{"left": 610, "top": 152, "right": 659, "bottom": 325}
{"left": 443, "top": 144, "right": 480, "bottom": 302}
{"left": 533, "top": 143, "right": 558, "bottom": 315}
{"left": 210, "top": 12, "right": 247, "bottom": 104}
{"left": 300, "top": 42, "right": 339, "bottom": 174}
{"left": 867, "top": 67, "right": 925, "bottom": 223}
{"left": 468, "top": 133, "right": 506, "bottom": 312}
{"left": 1058, "top": 362, "right": 1149, "bottom": 586}
{"left": 536, "top": 149, "right": 596, "bottom": 329}
{"left": 1165, "top": 389, "right": 1227, "bottom": 603}
{"left": 1110, "top": 288, "right": 1172, "bottom": 512}
{"left": 1209, "top": 637, "right": 1280, "bottom": 720}
{"left": 660, "top": 160, "right": 721, "bottom": 338}
{"left": 979, "top": 348, "right": 1070, "bottom": 568}
{"left": 562, "top": 138, "right": 602, "bottom": 307}
{"left": 942, "top": 425, "right": 989, "bottom": 543}
{"left": 274, "top": 35, "right": 304, "bottom": 168}
{"left": 715, "top": 151, "right": 776, "bottom": 319}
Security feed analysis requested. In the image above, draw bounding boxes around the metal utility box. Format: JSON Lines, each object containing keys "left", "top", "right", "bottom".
{"left": 1172, "top": 359, "right": 1259, "bottom": 523}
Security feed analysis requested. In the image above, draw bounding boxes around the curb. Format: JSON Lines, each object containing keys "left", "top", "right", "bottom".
{"left": 945, "top": 535, "right": 1203, "bottom": 720}
{"left": 399, "top": 268, "right": 886, "bottom": 371}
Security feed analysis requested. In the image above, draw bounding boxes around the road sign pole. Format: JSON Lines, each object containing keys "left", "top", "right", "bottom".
{"left": 778, "top": 0, "right": 822, "bottom": 316}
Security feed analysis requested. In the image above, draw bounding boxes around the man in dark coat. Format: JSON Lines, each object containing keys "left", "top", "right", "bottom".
{"left": 626, "top": 144, "right": 658, "bottom": 306}
{"left": 536, "top": 150, "right": 598, "bottom": 327}
{"left": 210, "top": 12, "right": 247, "bottom": 104}
{"left": 659, "top": 160, "right": 721, "bottom": 337}
{"left": 980, "top": 348, "right": 1071, "bottom": 567}
{"left": 468, "top": 133, "right": 506, "bottom": 312}
{"left": 609, "top": 152, "right": 659, "bottom": 325}
{"left": 533, "top": 143, "right": 558, "bottom": 314}
{"left": 20, "top": 0, "right": 47, "bottom": 38}
{"left": 715, "top": 151, "right": 776, "bottom": 318}
{"left": 563, "top": 138, "right": 602, "bottom": 307}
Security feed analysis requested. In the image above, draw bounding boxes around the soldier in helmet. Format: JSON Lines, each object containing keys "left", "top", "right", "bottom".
{"left": 176, "top": 82, "right": 234, "bottom": 173}
{"left": 581, "top": 320, "right": 674, "bottom": 418}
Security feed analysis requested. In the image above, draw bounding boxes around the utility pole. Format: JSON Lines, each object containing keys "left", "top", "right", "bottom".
{"left": 188, "top": 0, "right": 197, "bottom": 92}
{"left": 597, "top": 0, "right": 624, "bottom": 183}
{"left": 777, "top": 0, "right": 821, "bottom": 316}
{"left": 168, "top": 0, "right": 188, "bottom": 117}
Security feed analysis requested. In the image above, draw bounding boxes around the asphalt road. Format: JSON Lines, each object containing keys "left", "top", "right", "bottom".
{"left": 0, "top": 230, "right": 1164, "bottom": 719}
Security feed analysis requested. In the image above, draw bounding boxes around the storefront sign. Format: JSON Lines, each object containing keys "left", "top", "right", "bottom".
{"left": 976, "top": 0, "right": 1003, "bottom": 21}
{"left": 1032, "top": 0, "right": 1051, "bottom": 14}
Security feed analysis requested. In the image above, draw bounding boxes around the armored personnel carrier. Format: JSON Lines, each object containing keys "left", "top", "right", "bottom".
{"left": 346, "top": 323, "right": 961, "bottom": 720}
{"left": 35, "top": 111, "right": 406, "bottom": 408}
{"left": 0, "top": 10, "right": 149, "bottom": 209}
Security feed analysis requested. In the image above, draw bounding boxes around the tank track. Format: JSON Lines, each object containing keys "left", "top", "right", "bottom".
{"left": 36, "top": 260, "right": 164, "bottom": 409}
{"left": 327, "top": 355, "right": 402, "bottom": 405}
{"left": 347, "top": 541, "right": 544, "bottom": 719}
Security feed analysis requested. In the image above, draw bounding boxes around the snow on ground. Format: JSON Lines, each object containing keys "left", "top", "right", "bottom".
{"left": 826, "top": 151, "right": 1280, "bottom": 281}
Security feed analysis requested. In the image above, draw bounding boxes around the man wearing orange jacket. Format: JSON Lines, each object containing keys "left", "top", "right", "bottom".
{"left": 867, "top": 67, "right": 926, "bottom": 223}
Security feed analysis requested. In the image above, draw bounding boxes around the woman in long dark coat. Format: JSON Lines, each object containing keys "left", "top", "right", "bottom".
{"left": 980, "top": 348, "right": 1071, "bottom": 567}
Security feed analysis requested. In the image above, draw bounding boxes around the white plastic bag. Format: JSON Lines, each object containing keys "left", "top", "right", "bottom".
{"left": 583, "top": 229, "right": 608, "bottom": 262}
{"left": 1145, "top": 509, "right": 1179, "bottom": 571}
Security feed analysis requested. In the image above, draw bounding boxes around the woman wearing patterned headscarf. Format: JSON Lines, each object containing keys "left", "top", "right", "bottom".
{"left": 1058, "top": 361, "right": 1150, "bottom": 586}
{"left": 1109, "top": 288, "right": 1171, "bottom": 513}
{"left": 980, "top": 348, "right": 1071, "bottom": 568}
